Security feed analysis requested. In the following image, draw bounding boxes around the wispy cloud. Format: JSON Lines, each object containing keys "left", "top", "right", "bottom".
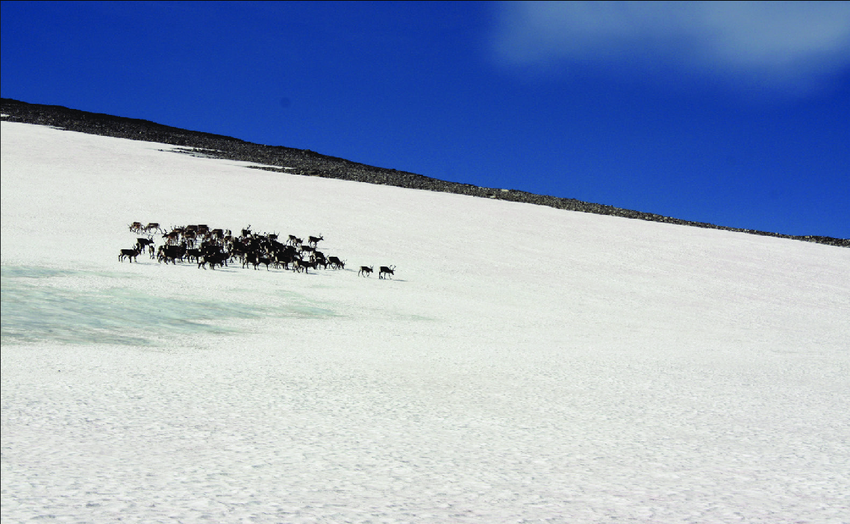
{"left": 490, "top": 1, "right": 850, "bottom": 94}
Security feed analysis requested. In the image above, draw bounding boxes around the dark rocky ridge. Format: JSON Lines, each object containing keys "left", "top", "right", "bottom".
{"left": 3, "top": 98, "right": 846, "bottom": 248}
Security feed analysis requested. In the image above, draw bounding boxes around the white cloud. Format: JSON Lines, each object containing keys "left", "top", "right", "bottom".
{"left": 491, "top": 1, "right": 850, "bottom": 93}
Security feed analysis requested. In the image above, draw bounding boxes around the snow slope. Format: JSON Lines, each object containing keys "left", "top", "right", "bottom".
{"left": 2, "top": 121, "right": 849, "bottom": 522}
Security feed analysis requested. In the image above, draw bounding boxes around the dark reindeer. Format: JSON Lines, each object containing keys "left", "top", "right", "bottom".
{"left": 273, "top": 246, "right": 299, "bottom": 270}
{"left": 136, "top": 237, "right": 155, "bottom": 253}
{"left": 379, "top": 265, "right": 396, "bottom": 279}
{"left": 198, "top": 252, "right": 228, "bottom": 270}
{"left": 257, "top": 254, "right": 272, "bottom": 270}
{"left": 307, "top": 234, "right": 324, "bottom": 248}
{"left": 293, "top": 258, "right": 316, "bottom": 274}
{"left": 185, "top": 248, "right": 203, "bottom": 263}
{"left": 157, "top": 244, "right": 186, "bottom": 264}
{"left": 328, "top": 256, "right": 345, "bottom": 270}
{"left": 358, "top": 265, "right": 373, "bottom": 277}
{"left": 243, "top": 252, "right": 260, "bottom": 270}
{"left": 119, "top": 246, "right": 142, "bottom": 263}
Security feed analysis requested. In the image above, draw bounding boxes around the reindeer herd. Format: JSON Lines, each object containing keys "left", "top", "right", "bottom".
{"left": 123, "top": 222, "right": 396, "bottom": 278}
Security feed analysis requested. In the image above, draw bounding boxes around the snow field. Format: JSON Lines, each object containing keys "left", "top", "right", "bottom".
{"left": 2, "top": 122, "right": 849, "bottom": 522}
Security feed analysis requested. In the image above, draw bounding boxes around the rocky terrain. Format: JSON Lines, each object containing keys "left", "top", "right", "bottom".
{"left": 2, "top": 98, "right": 845, "bottom": 247}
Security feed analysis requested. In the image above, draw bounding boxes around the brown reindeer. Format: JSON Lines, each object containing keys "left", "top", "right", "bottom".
{"left": 144, "top": 222, "right": 162, "bottom": 234}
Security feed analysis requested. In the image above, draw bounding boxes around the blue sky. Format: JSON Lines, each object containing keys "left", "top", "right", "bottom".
{"left": 2, "top": 1, "right": 849, "bottom": 238}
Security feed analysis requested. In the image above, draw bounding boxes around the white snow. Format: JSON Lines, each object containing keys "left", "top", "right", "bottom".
{"left": 2, "top": 121, "right": 849, "bottom": 523}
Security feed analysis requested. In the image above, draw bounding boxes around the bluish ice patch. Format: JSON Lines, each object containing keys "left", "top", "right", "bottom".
{"left": 1, "top": 266, "right": 334, "bottom": 346}
{"left": 274, "top": 290, "right": 337, "bottom": 319}
{"left": 287, "top": 305, "right": 336, "bottom": 317}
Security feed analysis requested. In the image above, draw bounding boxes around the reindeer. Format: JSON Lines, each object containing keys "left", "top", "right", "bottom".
{"left": 273, "top": 251, "right": 295, "bottom": 270}
{"left": 229, "top": 239, "right": 249, "bottom": 264}
{"left": 182, "top": 229, "right": 197, "bottom": 248}
{"left": 163, "top": 230, "right": 181, "bottom": 245}
{"left": 379, "top": 265, "right": 396, "bottom": 279}
{"left": 328, "top": 256, "right": 345, "bottom": 270}
{"left": 136, "top": 237, "right": 155, "bottom": 252}
{"left": 185, "top": 248, "right": 203, "bottom": 263}
{"left": 198, "top": 251, "right": 228, "bottom": 270}
{"left": 307, "top": 234, "right": 324, "bottom": 247}
{"left": 257, "top": 254, "right": 272, "bottom": 271}
{"left": 144, "top": 222, "right": 162, "bottom": 234}
{"left": 243, "top": 252, "right": 260, "bottom": 270}
{"left": 313, "top": 255, "right": 328, "bottom": 270}
{"left": 287, "top": 234, "right": 302, "bottom": 247}
{"left": 119, "top": 246, "right": 142, "bottom": 263}
{"left": 293, "top": 258, "right": 316, "bottom": 274}
{"left": 129, "top": 221, "right": 144, "bottom": 233}
{"left": 157, "top": 244, "right": 186, "bottom": 264}
{"left": 271, "top": 244, "right": 299, "bottom": 269}
{"left": 358, "top": 265, "right": 373, "bottom": 277}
